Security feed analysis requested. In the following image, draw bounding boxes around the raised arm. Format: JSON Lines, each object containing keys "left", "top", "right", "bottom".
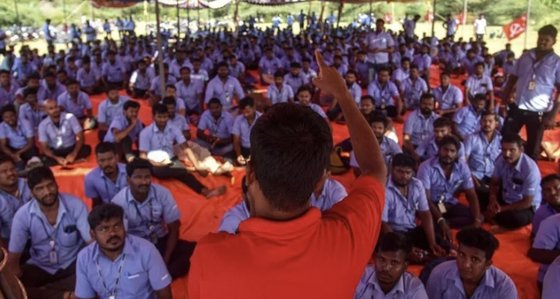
{"left": 313, "top": 51, "right": 386, "bottom": 183}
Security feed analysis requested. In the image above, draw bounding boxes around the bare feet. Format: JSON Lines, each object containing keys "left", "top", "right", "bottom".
{"left": 203, "top": 185, "right": 227, "bottom": 199}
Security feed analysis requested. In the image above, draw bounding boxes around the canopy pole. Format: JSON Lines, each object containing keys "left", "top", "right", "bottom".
{"left": 155, "top": 0, "right": 166, "bottom": 97}
{"left": 461, "top": 0, "right": 467, "bottom": 40}
{"left": 13, "top": 0, "right": 21, "bottom": 33}
{"left": 62, "top": 0, "right": 67, "bottom": 22}
{"left": 197, "top": 0, "right": 201, "bottom": 29}
{"left": 524, "top": 0, "right": 532, "bottom": 50}
{"left": 369, "top": 0, "right": 372, "bottom": 17}
{"left": 144, "top": 0, "right": 148, "bottom": 35}
{"left": 307, "top": 0, "right": 312, "bottom": 29}
{"left": 431, "top": 0, "right": 437, "bottom": 37}
{"left": 318, "top": 0, "right": 326, "bottom": 30}
{"left": 233, "top": 0, "right": 240, "bottom": 31}
{"left": 336, "top": 2, "right": 343, "bottom": 28}
{"left": 176, "top": 0, "right": 180, "bottom": 40}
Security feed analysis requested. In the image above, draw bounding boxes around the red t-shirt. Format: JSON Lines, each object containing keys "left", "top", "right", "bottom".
{"left": 188, "top": 175, "right": 384, "bottom": 299}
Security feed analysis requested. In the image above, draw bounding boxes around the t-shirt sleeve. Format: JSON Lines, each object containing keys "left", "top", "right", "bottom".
{"left": 69, "top": 115, "right": 83, "bottom": 134}
{"left": 97, "top": 102, "right": 107, "bottom": 123}
{"left": 161, "top": 188, "right": 181, "bottom": 224}
{"left": 84, "top": 174, "right": 99, "bottom": 199}
{"left": 147, "top": 242, "right": 172, "bottom": 290}
{"left": 533, "top": 217, "right": 560, "bottom": 249}
{"left": 543, "top": 259, "right": 560, "bottom": 299}
{"left": 232, "top": 117, "right": 241, "bottom": 136}
{"left": 416, "top": 163, "right": 431, "bottom": 191}
{"left": 138, "top": 129, "right": 149, "bottom": 152}
{"left": 74, "top": 252, "right": 96, "bottom": 298}
{"left": 38, "top": 122, "right": 48, "bottom": 143}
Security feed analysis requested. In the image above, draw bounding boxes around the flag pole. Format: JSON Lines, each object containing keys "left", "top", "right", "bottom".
{"left": 155, "top": 0, "right": 166, "bottom": 97}
{"left": 462, "top": 0, "right": 467, "bottom": 40}
{"left": 524, "top": 0, "right": 532, "bottom": 50}
{"left": 431, "top": 0, "right": 437, "bottom": 37}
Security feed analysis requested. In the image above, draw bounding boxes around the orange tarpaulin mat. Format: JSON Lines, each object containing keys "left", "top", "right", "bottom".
{"left": 51, "top": 65, "right": 558, "bottom": 298}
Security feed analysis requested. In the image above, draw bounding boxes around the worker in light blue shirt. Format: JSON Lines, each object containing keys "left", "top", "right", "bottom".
{"left": 204, "top": 62, "right": 245, "bottom": 110}
{"left": 57, "top": 79, "right": 93, "bottom": 120}
{"left": 0, "top": 104, "right": 37, "bottom": 169}
{"left": 543, "top": 256, "right": 560, "bottom": 299}
{"left": 97, "top": 87, "right": 130, "bottom": 141}
{"left": 401, "top": 65, "right": 428, "bottom": 111}
{"left": 196, "top": 98, "right": 234, "bottom": 157}
{"left": 486, "top": 134, "right": 541, "bottom": 230}
{"left": 427, "top": 227, "right": 517, "bottom": 299}
{"left": 465, "top": 62, "right": 494, "bottom": 107}
{"left": 0, "top": 156, "right": 32, "bottom": 243}
{"left": 532, "top": 174, "right": 560, "bottom": 236}
{"left": 111, "top": 159, "right": 196, "bottom": 279}
{"left": 433, "top": 72, "right": 463, "bottom": 116}
{"left": 416, "top": 117, "right": 466, "bottom": 162}
{"left": 266, "top": 71, "right": 294, "bottom": 105}
{"left": 355, "top": 232, "right": 428, "bottom": 299}
{"left": 529, "top": 213, "right": 560, "bottom": 287}
{"left": 85, "top": 142, "right": 128, "bottom": 208}
{"left": 232, "top": 97, "right": 261, "bottom": 165}
{"left": 75, "top": 203, "right": 172, "bottom": 299}
{"left": 403, "top": 94, "right": 439, "bottom": 159}
{"left": 8, "top": 166, "right": 91, "bottom": 299}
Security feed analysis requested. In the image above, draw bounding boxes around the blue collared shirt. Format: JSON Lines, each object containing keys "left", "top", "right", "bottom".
{"left": 348, "top": 82, "right": 363, "bottom": 104}
{"left": 175, "top": 80, "right": 203, "bottom": 111}
{"left": 349, "top": 136, "right": 402, "bottom": 167}
{"left": 426, "top": 260, "right": 518, "bottom": 299}
{"left": 465, "top": 75, "right": 493, "bottom": 98}
{"left": 130, "top": 70, "right": 154, "bottom": 91}
{"left": 258, "top": 56, "right": 282, "bottom": 75}
{"left": 543, "top": 256, "right": 560, "bottom": 299}
{"left": 512, "top": 49, "right": 560, "bottom": 112}
{"left": 404, "top": 110, "right": 439, "bottom": 146}
{"left": 77, "top": 67, "right": 100, "bottom": 88}
{"left": 367, "top": 81, "right": 400, "bottom": 107}
{"left": 18, "top": 103, "right": 47, "bottom": 131}
{"left": 284, "top": 73, "right": 308, "bottom": 94}
{"left": 42, "top": 82, "right": 66, "bottom": 101}
{"left": 532, "top": 203, "right": 559, "bottom": 236}
{"left": 169, "top": 114, "right": 189, "bottom": 132}
{"left": 102, "top": 61, "right": 126, "bottom": 83}
{"left": 0, "top": 83, "right": 19, "bottom": 107}
{"left": 85, "top": 163, "right": 128, "bottom": 204}
{"left": 111, "top": 184, "right": 180, "bottom": 240}
{"left": 412, "top": 54, "right": 432, "bottom": 72}
{"left": 97, "top": 96, "right": 129, "bottom": 125}
{"left": 453, "top": 106, "right": 484, "bottom": 137}
{"left": 139, "top": 122, "right": 186, "bottom": 158}
{"left": 464, "top": 131, "right": 502, "bottom": 179}
{"left": 0, "top": 179, "right": 33, "bottom": 239}
{"left": 9, "top": 193, "right": 91, "bottom": 274}
{"left": 266, "top": 83, "right": 294, "bottom": 105}
{"left": 232, "top": 112, "right": 261, "bottom": 148}
{"left": 417, "top": 157, "right": 475, "bottom": 205}
{"left": 355, "top": 266, "right": 428, "bottom": 299}
{"left": 204, "top": 76, "right": 245, "bottom": 110}
{"left": 38, "top": 113, "right": 82, "bottom": 149}
{"left": 492, "top": 153, "right": 541, "bottom": 207}
{"left": 433, "top": 84, "right": 463, "bottom": 110}
{"left": 382, "top": 177, "right": 429, "bottom": 232}
{"left": 149, "top": 76, "right": 177, "bottom": 98}
{"left": 533, "top": 214, "right": 560, "bottom": 282}
{"left": 198, "top": 110, "right": 234, "bottom": 139}
{"left": 0, "top": 121, "right": 33, "bottom": 149}
{"left": 57, "top": 91, "right": 92, "bottom": 119}
{"left": 104, "top": 115, "right": 143, "bottom": 143}
{"left": 401, "top": 77, "right": 429, "bottom": 109}
{"left": 415, "top": 137, "right": 466, "bottom": 162}
{"left": 218, "top": 178, "right": 347, "bottom": 234}
{"left": 75, "top": 235, "right": 171, "bottom": 299}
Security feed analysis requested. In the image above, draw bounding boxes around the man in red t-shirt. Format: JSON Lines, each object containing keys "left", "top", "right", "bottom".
{"left": 188, "top": 51, "right": 387, "bottom": 299}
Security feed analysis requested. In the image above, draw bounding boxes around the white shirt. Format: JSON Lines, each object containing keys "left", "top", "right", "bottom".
{"left": 474, "top": 18, "right": 487, "bottom": 35}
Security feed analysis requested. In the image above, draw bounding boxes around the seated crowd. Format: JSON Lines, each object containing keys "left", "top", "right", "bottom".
{"left": 0, "top": 15, "right": 558, "bottom": 299}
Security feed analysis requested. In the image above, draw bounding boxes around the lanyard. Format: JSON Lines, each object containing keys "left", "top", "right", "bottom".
{"left": 103, "top": 173, "right": 122, "bottom": 202}
{"left": 127, "top": 187, "right": 156, "bottom": 230}
{"left": 95, "top": 254, "right": 126, "bottom": 298}
{"left": 531, "top": 51, "right": 553, "bottom": 80}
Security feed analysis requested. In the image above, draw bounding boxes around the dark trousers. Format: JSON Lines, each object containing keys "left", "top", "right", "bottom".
{"left": 43, "top": 145, "right": 92, "bottom": 166}
{"left": 7, "top": 145, "right": 38, "bottom": 170}
{"left": 155, "top": 235, "right": 196, "bottom": 279}
{"left": 20, "top": 261, "right": 76, "bottom": 299}
{"left": 443, "top": 203, "right": 474, "bottom": 228}
{"left": 403, "top": 226, "right": 452, "bottom": 252}
{"left": 479, "top": 191, "right": 535, "bottom": 230}
{"left": 240, "top": 147, "right": 251, "bottom": 159}
{"left": 152, "top": 159, "right": 205, "bottom": 194}
{"left": 502, "top": 104, "right": 545, "bottom": 160}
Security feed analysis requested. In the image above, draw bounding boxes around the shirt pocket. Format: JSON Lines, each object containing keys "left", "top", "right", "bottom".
{"left": 122, "top": 270, "right": 149, "bottom": 295}
{"left": 58, "top": 228, "right": 79, "bottom": 247}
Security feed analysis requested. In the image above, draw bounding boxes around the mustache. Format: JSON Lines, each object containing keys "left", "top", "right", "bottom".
{"left": 107, "top": 236, "right": 122, "bottom": 243}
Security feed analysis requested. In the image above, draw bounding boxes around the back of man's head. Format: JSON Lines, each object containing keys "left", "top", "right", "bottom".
{"left": 250, "top": 103, "right": 332, "bottom": 212}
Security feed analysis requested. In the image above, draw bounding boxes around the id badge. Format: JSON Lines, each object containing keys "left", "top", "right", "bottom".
{"left": 109, "top": 296, "right": 115, "bottom": 299}
{"left": 49, "top": 250, "right": 58, "bottom": 264}
{"left": 437, "top": 201, "right": 447, "bottom": 214}
{"left": 528, "top": 80, "right": 537, "bottom": 91}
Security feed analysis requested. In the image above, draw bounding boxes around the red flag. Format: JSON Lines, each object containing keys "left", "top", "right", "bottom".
{"left": 424, "top": 10, "right": 434, "bottom": 22}
{"left": 503, "top": 14, "right": 527, "bottom": 41}
{"left": 384, "top": 13, "right": 393, "bottom": 23}
{"left": 457, "top": 12, "right": 465, "bottom": 25}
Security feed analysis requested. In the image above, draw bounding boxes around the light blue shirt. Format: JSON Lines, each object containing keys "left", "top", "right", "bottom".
{"left": 104, "top": 115, "right": 143, "bottom": 143}
{"left": 433, "top": 84, "right": 463, "bottom": 110}
{"left": 218, "top": 178, "right": 347, "bottom": 234}
{"left": 18, "top": 103, "right": 46, "bottom": 131}
{"left": 464, "top": 131, "right": 502, "bottom": 179}
{"left": 284, "top": 73, "right": 308, "bottom": 94}
{"left": 130, "top": 70, "right": 153, "bottom": 90}
{"left": 415, "top": 137, "right": 466, "bottom": 162}
{"left": 84, "top": 163, "right": 128, "bottom": 204}
{"left": 492, "top": 153, "right": 541, "bottom": 207}
{"left": 38, "top": 113, "right": 82, "bottom": 149}
{"left": 512, "top": 49, "right": 560, "bottom": 113}
{"left": 417, "top": 157, "right": 475, "bottom": 205}
{"left": 453, "top": 106, "right": 483, "bottom": 137}
{"left": 0, "top": 121, "right": 33, "bottom": 149}
{"left": 42, "top": 82, "right": 66, "bottom": 101}
{"left": 232, "top": 112, "right": 261, "bottom": 148}
{"left": 404, "top": 110, "right": 439, "bottom": 146}
{"left": 401, "top": 77, "right": 429, "bottom": 109}
{"left": 465, "top": 75, "right": 493, "bottom": 98}
{"left": 0, "top": 83, "right": 18, "bottom": 107}
{"left": 102, "top": 61, "right": 126, "bottom": 83}
{"left": 543, "top": 256, "right": 560, "bottom": 299}
{"left": 266, "top": 83, "right": 294, "bottom": 105}
{"left": 0, "top": 179, "right": 32, "bottom": 239}
{"left": 169, "top": 114, "right": 189, "bottom": 132}
{"left": 348, "top": 82, "right": 362, "bottom": 104}
{"left": 382, "top": 177, "right": 429, "bottom": 232}
{"left": 204, "top": 76, "right": 245, "bottom": 110}
{"left": 426, "top": 260, "right": 518, "bottom": 299}
{"left": 139, "top": 122, "right": 186, "bottom": 158}
{"left": 9, "top": 193, "right": 91, "bottom": 274}
{"left": 532, "top": 213, "right": 560, "bottom": 282}
{"left": 532, "top": 203, "right": 558, "bottom": 236}
{"left": 258, "top": 56, "right": 282, "bottom": 75}
{"left": 349, "top": 136, "right": 402, "bottom": 167}
{"left": 111, "top": 184, "right": 180, "bottom": 240}
{"left": 355, "top": 266, "right": 428, "bottom": 299}
{"left": 57, "top": 91, "right": 92, "bottom": 119}
{"left": 198, "top": 110, "right": 234, "bottom": 139}
{"left": 175, "top": 80, "right": 203, "bottom": 111}
{"left": 75, "top": 235, "right": 172, "bottom": 299}
{"left": 77, "top": 68, "right": 100, "bottom": 88}
{"left": 367, "top": 81, "right": 400, "bottom": 107}
{"left": 97, "top": 96, "right": 129, "bottom": 125}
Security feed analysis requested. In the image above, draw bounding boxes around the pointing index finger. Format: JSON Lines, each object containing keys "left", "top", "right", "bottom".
{"left": 314, "top": 50, "right": 328, "bottom": 69}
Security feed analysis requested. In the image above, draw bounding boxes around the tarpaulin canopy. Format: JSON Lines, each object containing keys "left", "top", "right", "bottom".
{"left": 91, "top": 0, "right": 232, "bottom": 9}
